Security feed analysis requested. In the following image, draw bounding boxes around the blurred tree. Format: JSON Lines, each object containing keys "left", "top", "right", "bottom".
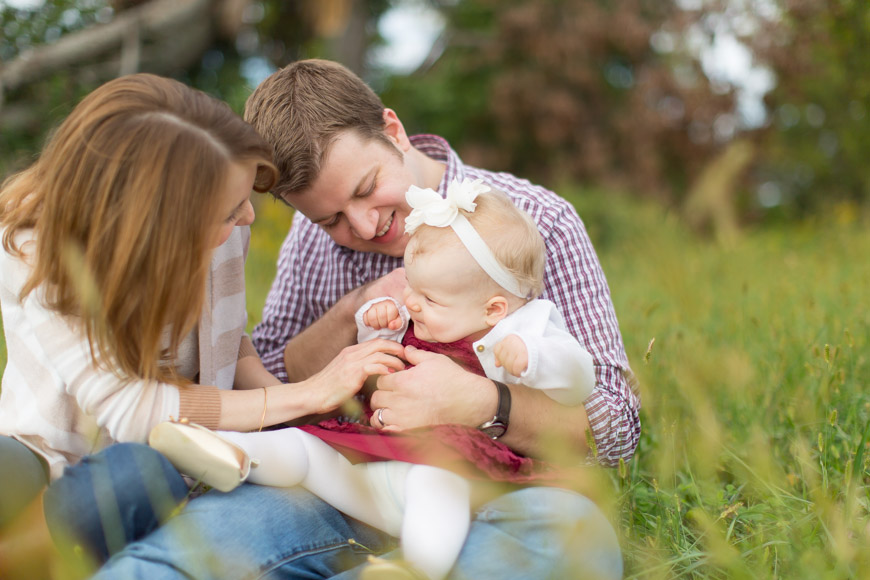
{"left": 0, "top": 0, "right": 389, "bottom": 174}
{"left": 0, "top": 0, "right": 246, "bottom": 172}
{"left": 256, "top": 0, "right": 389, "bottom": 74}
{"left": 745, "top": 0, "right": 870, "bottom": 213}
{"left": 383, "top": 0, "right": 739, "bottom": 204}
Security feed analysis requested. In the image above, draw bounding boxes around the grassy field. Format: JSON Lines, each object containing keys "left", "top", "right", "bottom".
{"left": 1, "top": 190, "right": 867, "bottom": 578}
{"left": 571, "top": 192, "right": 869, "bottom": 579}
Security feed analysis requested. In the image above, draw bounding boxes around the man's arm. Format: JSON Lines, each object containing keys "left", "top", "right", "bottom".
{"left": 537, "top": 204, "right": 640, "bottom": 466}
{"left": 502, "top": 383, "right": 593, "bottom": 460}
{"left": 370, "top": 346, "right": 591, "bottom": 459}
{"left": 252, "top": 212, "right": 409, "bottom": 382}
{"left": 281, "top": 291, "right": 359, "bottom": 382}
{"left": 281, "top": 270, "right": 408, "bottom": 382}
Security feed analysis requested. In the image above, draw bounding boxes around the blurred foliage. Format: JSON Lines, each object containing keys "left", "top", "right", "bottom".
{"left": 256, "top": 0, "right": 391, "bottom": 71}
{"left": 0, "top": 0, "right": 390, "bottom": 175}
{"left": 382, "top": 0, "right": 737, "bottom": 204}
{"left": 0, "top": 0, "right": 107, "bottom": 61}
{"left": 381, "top": 0, "right": 870, "bottom": 219}
{"left": 2, "top": 0, "right": 869, "bottom": 220}
{"left": 744, "top": 0, "right": 870, "bottom": 215}
{"left": 0, "top": 0, "right": 108, "bottom": 172}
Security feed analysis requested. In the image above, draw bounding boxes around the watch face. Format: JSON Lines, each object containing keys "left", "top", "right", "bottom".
{"left": 480, "top": 422, "right": 507, "bottom": 439}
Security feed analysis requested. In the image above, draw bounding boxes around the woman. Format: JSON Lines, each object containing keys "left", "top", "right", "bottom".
{"left": 0, "top": 73, "right": 404, "bottom": 571}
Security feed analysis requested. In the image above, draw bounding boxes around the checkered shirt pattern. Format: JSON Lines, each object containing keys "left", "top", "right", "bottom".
{"left": 252, "top": 135, "right": 640, "bottom": 466}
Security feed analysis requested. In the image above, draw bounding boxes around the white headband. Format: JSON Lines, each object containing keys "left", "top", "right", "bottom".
{"left": 404, "top": 178, "right": 529, "bottom": 298}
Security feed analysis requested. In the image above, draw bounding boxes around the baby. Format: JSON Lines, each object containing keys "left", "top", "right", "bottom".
{"left": 150, "top": 179, "right": 596, "bottom": 580}
{"left": 357, "top": 179, "right": 594, "bottom": 412}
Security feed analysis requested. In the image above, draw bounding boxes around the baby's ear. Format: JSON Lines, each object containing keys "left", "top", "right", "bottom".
{"left": 484, "top": 296, "right": 509, "bottom": 327}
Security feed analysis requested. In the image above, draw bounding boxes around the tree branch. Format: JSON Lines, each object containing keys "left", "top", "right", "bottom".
{"left": 0, "top": 0, "right": 217, "bottom": 98}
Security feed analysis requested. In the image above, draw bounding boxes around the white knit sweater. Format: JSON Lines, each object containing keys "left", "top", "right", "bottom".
{"left": 0, "top": 226, "right": 251, "bottom": 479}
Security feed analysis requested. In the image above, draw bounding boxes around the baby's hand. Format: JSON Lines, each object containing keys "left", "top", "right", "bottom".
{"left": 363, "top": 300, "right": 403, "bottom": 331}
{"left": 493, "top": 334, "right": 528, "bottom": 377}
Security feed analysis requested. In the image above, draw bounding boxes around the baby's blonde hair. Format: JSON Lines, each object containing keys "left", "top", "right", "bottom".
{"left": 407, "top": 190, "right": 546, "bottom": 300}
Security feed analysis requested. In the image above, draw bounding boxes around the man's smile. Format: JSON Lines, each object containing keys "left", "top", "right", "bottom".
{"left": 375, "top": 213, "right": 394, "bottom": 238}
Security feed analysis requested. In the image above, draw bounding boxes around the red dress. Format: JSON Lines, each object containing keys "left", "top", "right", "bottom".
{"left": 298, "top": 324, "right": 569, "bottom": 485}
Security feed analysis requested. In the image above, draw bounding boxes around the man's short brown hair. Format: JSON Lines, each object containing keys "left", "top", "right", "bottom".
{"left": 244, "top": 59, "right": 394, "bottom": 199}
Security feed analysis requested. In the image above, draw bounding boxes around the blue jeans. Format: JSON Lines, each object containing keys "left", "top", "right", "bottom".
{"left": 95, "top": 484, "right": 623, "bottom": 579}
{"left": 42, "top": 442, "right": 190, "bottom": 563}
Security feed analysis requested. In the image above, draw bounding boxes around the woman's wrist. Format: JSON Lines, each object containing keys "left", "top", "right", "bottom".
{"left": 269, "top": 379, "right": 322, "bottom": 423}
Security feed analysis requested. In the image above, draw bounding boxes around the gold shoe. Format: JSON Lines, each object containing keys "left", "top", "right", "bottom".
{"left": 148, "top": 421, "right": 254, "bottom": 492}
{"left": 359, "top": 555, "right": 428, "bottom": 580}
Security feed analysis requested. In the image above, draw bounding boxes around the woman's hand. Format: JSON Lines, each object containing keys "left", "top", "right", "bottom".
{"left": 306, "top": 339, "right": 406, "bottom": 414}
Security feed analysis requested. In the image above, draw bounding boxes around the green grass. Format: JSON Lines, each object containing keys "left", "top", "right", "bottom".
{"left": 2, "top": 190, "right": 868, "bottom": 579}
{"left": 567, "top": 190, "right": 870, "bottom": 579}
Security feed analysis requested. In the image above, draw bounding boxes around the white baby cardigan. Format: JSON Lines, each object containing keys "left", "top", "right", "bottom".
{"left": 355, "top": 298, "right": 596, "bottom": 406}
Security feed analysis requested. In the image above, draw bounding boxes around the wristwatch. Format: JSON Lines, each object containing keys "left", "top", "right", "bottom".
{"left": 477, "top": 380, "right": 511, "bottom": 439}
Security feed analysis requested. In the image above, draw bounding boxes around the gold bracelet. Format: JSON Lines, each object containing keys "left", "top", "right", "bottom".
{"left": 258, "top": 386, "right": 268, "bottom": 432}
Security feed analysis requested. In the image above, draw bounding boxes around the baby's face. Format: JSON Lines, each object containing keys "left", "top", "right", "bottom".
{"left": 402, "top": 243, "right": 493, "bottom": 344}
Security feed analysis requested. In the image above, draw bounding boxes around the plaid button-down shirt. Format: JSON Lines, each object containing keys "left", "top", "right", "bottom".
{"left": 253, "top": 135, "right": 640, "bottom": 466}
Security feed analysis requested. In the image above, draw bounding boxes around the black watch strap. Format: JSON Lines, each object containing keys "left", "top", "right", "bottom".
{"left": 477, "top": 380, "right": 511, "bottom": 439}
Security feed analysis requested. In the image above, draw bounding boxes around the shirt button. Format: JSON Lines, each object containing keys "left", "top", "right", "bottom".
{"left": 476, "top": 345, "right": 485, "bottom": 352}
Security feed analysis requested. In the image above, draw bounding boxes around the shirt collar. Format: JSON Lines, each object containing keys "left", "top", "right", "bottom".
{"left": 409, "top": 134, "right": 467, "bottom": 198}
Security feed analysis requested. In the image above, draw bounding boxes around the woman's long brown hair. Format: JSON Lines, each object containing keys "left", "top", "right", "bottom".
{"left": 0, "top": 74, "right": 277, "bottom": 384}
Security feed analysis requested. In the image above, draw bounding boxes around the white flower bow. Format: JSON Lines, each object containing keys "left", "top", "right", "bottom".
{"left": 402, "top": 177, "right": 528, "bottom": 298}
{"left": 404, "top": 178, "right": 492, "bottom": 235}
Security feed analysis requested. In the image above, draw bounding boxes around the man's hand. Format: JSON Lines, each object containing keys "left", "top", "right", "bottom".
{"left": 370, "top": 345, "right": 593, "bottom": 460}
{"left": 369, "top": 345, "right": 497, "bottom": 431}
{"left": 493, "top": 334, "right": 529, "bottom": 377}
{"left": 362, "top": 300, "right": 403, "bottom": 331}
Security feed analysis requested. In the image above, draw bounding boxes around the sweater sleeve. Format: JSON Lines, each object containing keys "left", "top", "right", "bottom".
{"left": 238, "top": 334, "right": 258, "bottom": 359}
{"left": 1, "top": 230, "right": 224, "bottom": 452}
{"left": 177, "top": 385, "right": 222, "bottom": 429}
{"left": 27, "top": 304, "right": 186, "bottom": 444}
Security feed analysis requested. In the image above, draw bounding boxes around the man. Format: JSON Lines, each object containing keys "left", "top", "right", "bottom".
{"left": 248, "top": 59, "right": 639, "bottom": 467}
{"left": 247, "top": 60, "right": 637, "bottom": 576}
{"left": 94, "top": 59, "right": 634, "bottom": 579}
